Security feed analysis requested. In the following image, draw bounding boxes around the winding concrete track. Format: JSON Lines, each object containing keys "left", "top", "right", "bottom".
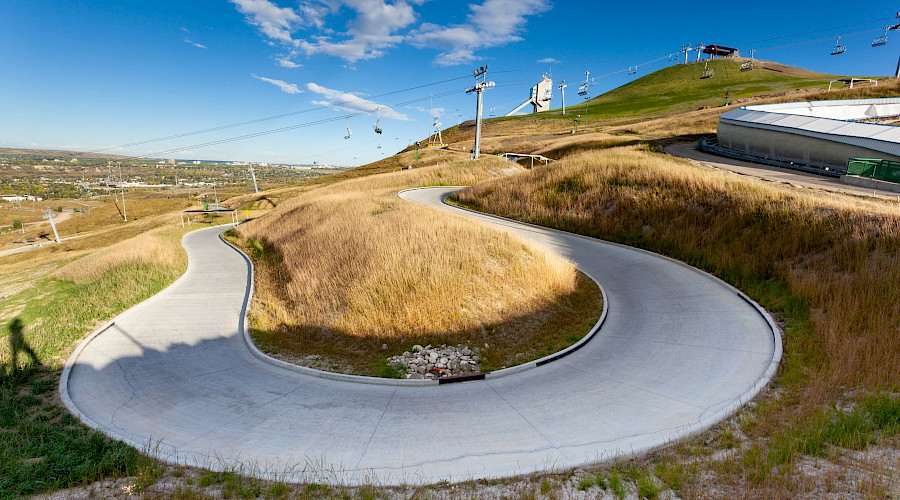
{"left": 61, "top": 187, "right": 780, "bottom": 485}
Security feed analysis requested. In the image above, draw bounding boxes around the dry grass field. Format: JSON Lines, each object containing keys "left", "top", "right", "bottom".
{"left": 454, "top": 144, "right": 900, "bottom": 496}
{"left": 230, "top": 156, "right": 603, "bottom": 375}
{"left": 4, "top": 60, "right": 899, "bottom": 498}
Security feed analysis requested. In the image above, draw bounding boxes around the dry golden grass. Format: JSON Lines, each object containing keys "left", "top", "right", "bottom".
{"left": 453, "top": 143, "right": 900, "bottom": 496}
{"left": 50, "top": 227, "right": 180, "bottom": 284}
{"left": 457, "top": 145, "right": 900, "bottom": 394}
{"left": 231, "top": 156, "right": 603, "bottom": 374}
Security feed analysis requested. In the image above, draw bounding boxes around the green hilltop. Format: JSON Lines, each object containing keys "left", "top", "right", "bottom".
{"left": 535, "top": 59, "right": 839, "bottom": 121}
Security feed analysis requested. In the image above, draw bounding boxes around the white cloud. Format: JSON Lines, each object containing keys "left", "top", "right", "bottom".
{"left": 411, "top": 105, "right": 445, "bottom": 119}
{"left": 409, "top": 0, "right": 550, "bottom": 66}
{"left": 230, "top": 0, "right": 303, "bottom": 44}
{"left": 252, "top": 74, "right": 305, "bottom": 94}
{"left": 276, "top": 58, "right": 302, "bottom": 68}
{"left": 298, "top": 0, "right": 418, "bottom": 62}
{"left": 306, "top": 82, "right": 411, "bottom": 120}
{"left": 231, "top": 0, "right": 547, "bottom": 65}
{"left": 182, "top": 38, "right": 208, "bottom": 49}
{"left": 537, "top": 57, "right": 559, "bottom": 63}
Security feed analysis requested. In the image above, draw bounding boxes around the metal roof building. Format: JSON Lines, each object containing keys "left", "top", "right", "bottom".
{"left": 716, "top": 98, "right": 900, "bottom": 168}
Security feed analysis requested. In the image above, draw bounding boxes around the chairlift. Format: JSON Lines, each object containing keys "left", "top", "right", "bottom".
{"left": 577, "top": 70, "right": 591, "bottom": 96}
{"left": 831, "top": 36, "right": 846, "bottom": 55}
{"left": 740, "top": 60, "right": 754, "bottom": 72}
{"left": 873, "top": 29, "right": 888, "bottom": 47}
{"left": 373, "top": 107, "right": 383, "bottom": 135}
{"left": 344, "top": 116, "right": 352, "bottom": 139}
{"left": 628, "top": 66, "right": 637, "bottom": 76}
{"left": 701, "top": 62, "right": 714, "bottom": 79}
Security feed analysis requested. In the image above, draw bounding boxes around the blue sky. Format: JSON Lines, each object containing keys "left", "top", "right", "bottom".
{"left": 1, "top": 0, "right": 898, "bottom": 165}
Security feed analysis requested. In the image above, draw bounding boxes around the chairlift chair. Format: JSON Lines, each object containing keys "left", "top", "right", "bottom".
{"left": 831, "top": 36, "right": 846, "bottom": 55}
{"left": 740, "top": 60, "right": 754, "bottom": 72}
{"left": 578, "top": 70, "right": 591, "bottom": 96}
{"left": 628, "top": 66, "right": 637, "bottom": 75}
{"left": 873, "top": 29, "right": 888, "bottom": 47}
{"left": 344, "top": 116, "right": 352, "bottom": 139}
{"left": 373, "top": 108, "right": 383, "bottom": 135}
{"left": 701, "top": 62, "right": 714, "bottom": 79}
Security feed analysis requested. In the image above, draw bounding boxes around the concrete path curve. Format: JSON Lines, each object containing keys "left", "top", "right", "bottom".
{"left": 61, "top": 187, "right": 780, "bottom": 485}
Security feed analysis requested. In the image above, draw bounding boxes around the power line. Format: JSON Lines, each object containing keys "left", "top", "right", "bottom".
{"left": 93, "top": 15, "right": 900, "bottom": 162}
{"left": 134, "top": 89, "right": 461, "bottom": 159}
{"left": 89, "top": 74, "right": 473, "bottom": 155}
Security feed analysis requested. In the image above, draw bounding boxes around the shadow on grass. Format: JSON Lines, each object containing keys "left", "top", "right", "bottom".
{"left": 1, "top": 330, "right": 138, "bottom": 499}
{"left": 8, "top": 317, "right": 39, "bottom": 370}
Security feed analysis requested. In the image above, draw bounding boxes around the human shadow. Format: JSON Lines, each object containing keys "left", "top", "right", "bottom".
{"left": 8, "top": 317, "right": 40, "bottom": 369}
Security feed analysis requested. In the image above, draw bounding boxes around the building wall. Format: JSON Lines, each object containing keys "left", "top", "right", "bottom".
{"left": 717, "top": 122, "right": 900, "bottom": 168}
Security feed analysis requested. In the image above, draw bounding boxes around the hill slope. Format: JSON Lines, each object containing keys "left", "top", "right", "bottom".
{"left": 545, "top": 58, "right": 838, "bottom": 121}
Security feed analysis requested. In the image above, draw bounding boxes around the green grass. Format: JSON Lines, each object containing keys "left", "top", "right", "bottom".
{"left": 0, "top": 365, "right": 139, "bottom": 498}
{"left": 577, "top": 475, "right": 595, "bottom": 490}
{"left": 0, "top": 221, "right": 229, "bottom": 498}
{"left": 514, "top": 59, "right": 834, "bottom": 122}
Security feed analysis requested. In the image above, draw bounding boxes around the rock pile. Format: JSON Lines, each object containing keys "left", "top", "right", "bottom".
{"left": 388, "top": 344, "right": 481, "bottom": 379}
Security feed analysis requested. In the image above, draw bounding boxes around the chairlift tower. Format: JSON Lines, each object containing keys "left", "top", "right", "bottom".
{"left": 42, "top": 209, "right": 60, "bottom": 243}
{"left": 558, "top": 80, "right": 567, "bottom": 115}
{"left": 249, "top": 165, "right": 259, "bottom": 193}
{"left": 873, "top": 12, "right": 900, "bottom": 77}
{"left": 680, "top": 44, "right": 692, "bottom": 65}
{"left": 428, "top": 116, "right": 444, "bottom": 146}
{"left": 465, "top": 65, "right": 494, "bottom": 160}
{"left": 696, "top": 42, "right": 705, "bottom": 62}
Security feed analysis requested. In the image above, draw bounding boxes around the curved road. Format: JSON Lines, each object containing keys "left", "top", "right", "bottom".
{"left": 61, "top": 187, "right": 779, "bottom": 485}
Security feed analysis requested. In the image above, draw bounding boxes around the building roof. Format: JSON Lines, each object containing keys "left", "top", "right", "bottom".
{"left": 720, "top": 98, "right": 900, "bottom": 158}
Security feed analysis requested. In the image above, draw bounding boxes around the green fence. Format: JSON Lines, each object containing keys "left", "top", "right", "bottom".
{"left": 847, "top": 158, "right": 900, "bottom": 184}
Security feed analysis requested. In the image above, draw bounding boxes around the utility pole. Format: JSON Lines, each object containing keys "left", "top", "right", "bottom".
{"left": 117, "top": 162, "right": 127, "bottom": 221}
{"left": 213, "top": 183, "right": 219, "bottom": 209}
{"left": 456, "top": 109, "right": 461, "bottom": 127}
{"left": 42, "top": 209, "right": 60, "bottom": 243}
{"left": 249, "top": 165, "right": 259, "bottom": 193}
{"left": 558, "top": 80, "right": 567, "bottom": 115}
{"left": 465, "top": 65, "right": 495, "bottom": 160}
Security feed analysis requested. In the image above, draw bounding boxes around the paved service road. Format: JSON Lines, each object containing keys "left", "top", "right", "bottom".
{"left": 666, "top": 143, "right": 900, "bottom": 201}
{"left": 62, "top": 187, "right": 780, "bottom": 485}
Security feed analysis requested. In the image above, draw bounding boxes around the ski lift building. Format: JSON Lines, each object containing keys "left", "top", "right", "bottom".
{"left": 506, "top": 76, "right": 553, "bottom": 116}
{"left": 702, "top": 45, "right": 739, "bottom": 58}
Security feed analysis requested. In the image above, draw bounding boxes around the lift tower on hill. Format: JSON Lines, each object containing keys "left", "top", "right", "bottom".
{"left": 466, "top": 65, "right": 494, "bottom": 160}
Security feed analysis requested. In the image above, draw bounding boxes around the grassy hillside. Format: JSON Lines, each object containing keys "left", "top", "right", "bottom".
{"left": 515, "top": 59, "right": 837, "bottom": 123}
